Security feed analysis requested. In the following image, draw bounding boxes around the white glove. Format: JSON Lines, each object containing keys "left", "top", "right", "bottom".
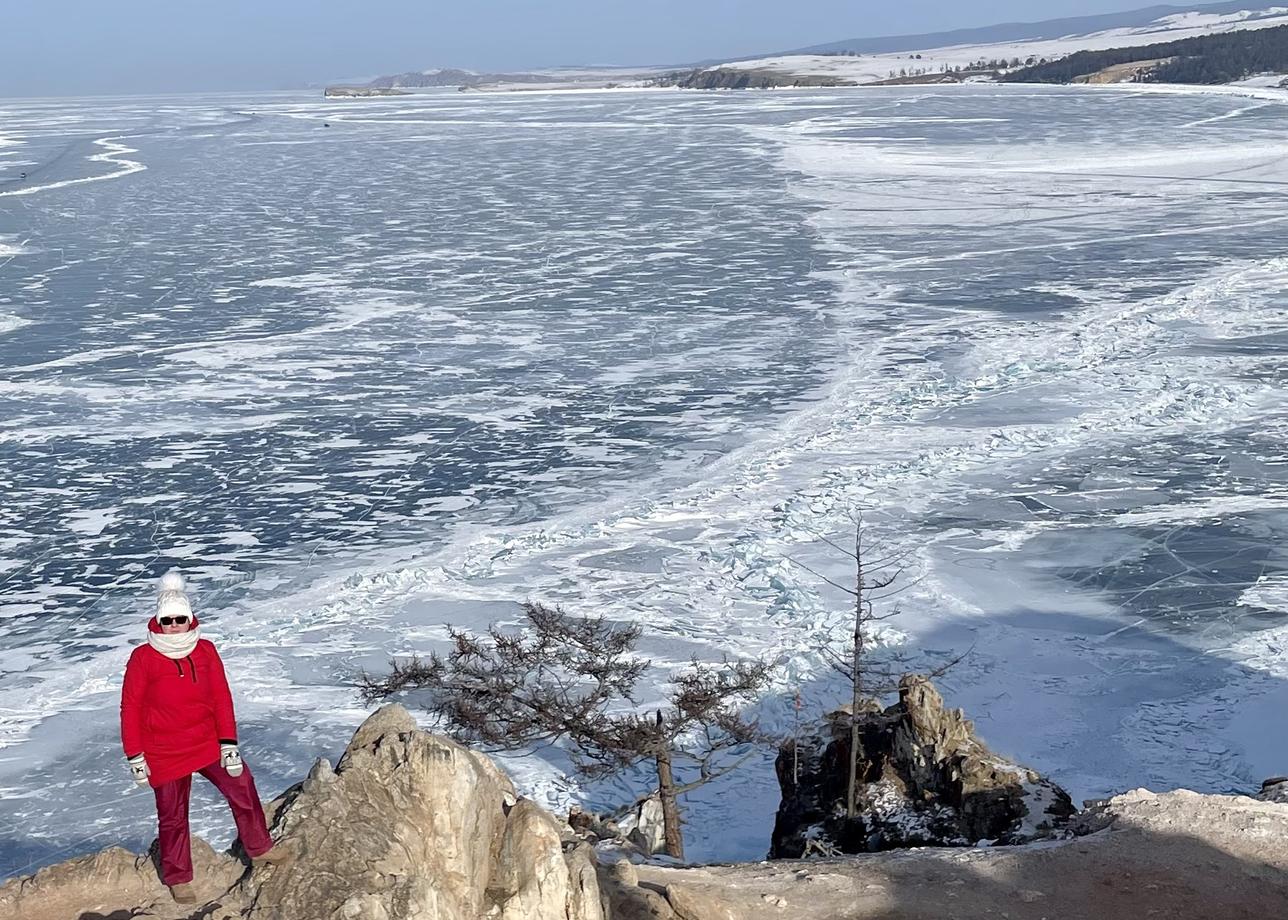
{"left": 221, "top": 743, "right": 244, "bottom": 777}
{"left": 127, "top": 754, "right": 150, "bottom": 787}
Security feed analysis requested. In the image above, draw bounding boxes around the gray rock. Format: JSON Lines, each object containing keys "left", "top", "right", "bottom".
{"left": 618, "top": 794, "right": 667, "bottom": 856}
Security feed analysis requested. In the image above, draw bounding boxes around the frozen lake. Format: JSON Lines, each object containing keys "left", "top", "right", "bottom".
{"left": 1, "top": 83, "right": 1287, "bottom": 872}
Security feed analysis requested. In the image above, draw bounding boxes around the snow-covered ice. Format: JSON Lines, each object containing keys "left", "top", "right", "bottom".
{"left": 0, "top": 84, "right": 1287, "bottom": 875}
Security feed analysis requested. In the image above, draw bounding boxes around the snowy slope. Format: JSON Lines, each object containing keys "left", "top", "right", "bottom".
{"left": 790, "top": 1, "right": 1288, "bottom": 55}
{"left": 714, "top": 6, "right": 1288, "bottom": 85}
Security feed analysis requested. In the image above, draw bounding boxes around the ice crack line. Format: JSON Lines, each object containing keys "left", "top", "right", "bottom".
{"left": 0, "top": 136, "right": 146, "bottom": 199}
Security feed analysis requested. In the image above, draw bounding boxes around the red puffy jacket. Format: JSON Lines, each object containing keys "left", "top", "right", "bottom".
{"left": 120, "top": 616, "right": 239, "bottom": 787}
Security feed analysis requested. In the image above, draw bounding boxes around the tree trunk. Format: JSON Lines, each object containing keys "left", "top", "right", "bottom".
{"left": 846, "top": 633, "right": 862, "bottom": 819}
{"left": 655, "top": 746, "right": 684, "bottom": 860}
{"left": 847, "top": 524, "right": 864, "bottom": 820}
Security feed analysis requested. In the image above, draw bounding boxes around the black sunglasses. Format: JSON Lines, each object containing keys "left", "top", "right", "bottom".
{"left": 159, "top": 615, "right": 190, "bottom": 626}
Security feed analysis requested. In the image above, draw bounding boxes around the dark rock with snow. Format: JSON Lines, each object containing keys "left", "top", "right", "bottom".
{"left": 1257, "top": 776, "right": 1288, "bottom": 803}
{"left": 771, "top": 674, "right": 1074, "bottom": 857}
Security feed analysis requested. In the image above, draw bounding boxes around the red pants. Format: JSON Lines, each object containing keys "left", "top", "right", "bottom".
{"left": 153, "top": 758, "right": 273, "bottom": 884}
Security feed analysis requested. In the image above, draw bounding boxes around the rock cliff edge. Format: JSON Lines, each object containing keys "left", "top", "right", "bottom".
{"left": 3, "top": 703, "right": 1286, "bottom": 920}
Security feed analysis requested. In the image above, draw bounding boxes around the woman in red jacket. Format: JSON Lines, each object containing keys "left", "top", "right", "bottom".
{"left": 120, "top": 571, "right": 285, "bottom": 903}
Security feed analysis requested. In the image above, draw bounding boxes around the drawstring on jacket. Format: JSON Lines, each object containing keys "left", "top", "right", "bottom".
{"left": 172, "top": 657, "right": 198, "bottom": 683}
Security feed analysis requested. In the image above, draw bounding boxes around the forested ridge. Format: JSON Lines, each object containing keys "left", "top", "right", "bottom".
{"left": 1005, "top": 23, "right": 1288, "bottom": 84}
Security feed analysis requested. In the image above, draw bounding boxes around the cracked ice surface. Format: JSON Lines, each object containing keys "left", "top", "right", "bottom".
{"left": 0, "top": 85, "right": 1287, "bottom": 873}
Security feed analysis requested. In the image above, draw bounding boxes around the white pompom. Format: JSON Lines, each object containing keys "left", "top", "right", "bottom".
{"left": 159, "top": 570, "right": 186, "bottom": 592}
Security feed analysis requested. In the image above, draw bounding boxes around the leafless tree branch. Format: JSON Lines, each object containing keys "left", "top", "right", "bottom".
{"left": 356, "top": 601, "right": 774, "bottom": 860}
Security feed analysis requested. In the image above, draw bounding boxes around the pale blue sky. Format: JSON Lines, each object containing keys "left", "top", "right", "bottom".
{"left": 2, "top": 1, "right": 1175, "bottom": 96}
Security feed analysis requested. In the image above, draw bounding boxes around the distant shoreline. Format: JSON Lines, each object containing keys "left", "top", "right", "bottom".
{"left": 324, "top": 86, "right": 412, "bottom": 98}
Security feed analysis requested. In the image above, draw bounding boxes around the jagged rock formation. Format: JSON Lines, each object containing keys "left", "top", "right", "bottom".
{"left": 620, "top": 788, "right": 1288, "bottom": 920}
{"left": 771, "top": 675, "right": 1074, "bottom": 856}
{"left": 0, "top": 705, "right": 602, "bottom": 920}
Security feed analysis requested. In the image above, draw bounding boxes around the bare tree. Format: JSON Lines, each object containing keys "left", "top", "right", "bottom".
{"left": 788, "top": 516, "right": 904, "bottom": 818}
{"left": 357, "top": 601, "right": 772, "bottom": 859}
{"left": 784, "top": 514, "right": 962, "bottom": 820}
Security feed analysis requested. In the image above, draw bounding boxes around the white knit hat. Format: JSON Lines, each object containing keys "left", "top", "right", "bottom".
{"left": 156, "top": 570, "right": 193, "bottom": 620}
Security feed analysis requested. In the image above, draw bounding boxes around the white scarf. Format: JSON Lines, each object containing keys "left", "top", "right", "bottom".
{"left": 148, "top": 626, "right": 201, "bottom": 659}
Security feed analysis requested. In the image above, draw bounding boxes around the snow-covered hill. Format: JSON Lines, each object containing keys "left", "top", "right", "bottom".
{"left": 710, "top": 5, "right": 1288, "bottom": 85}
{"left": 789, "top": 1, "right": 1287, "bottom": 56}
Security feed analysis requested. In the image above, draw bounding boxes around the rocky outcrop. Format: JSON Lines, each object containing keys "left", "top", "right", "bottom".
{"left": 0, "top": 705, "right": 602, "bottom": 920}
{"left": 653, "top": 68, "right": 856, "bottom": 89}
{"left": 0, "top": 837, "right": 243, "bottom": 920}
{"left": 771, "top": 675, "right": 1074, "bottom": 856}
{"left": 6, "top": 698, "right": 1282, "bottom": 920}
